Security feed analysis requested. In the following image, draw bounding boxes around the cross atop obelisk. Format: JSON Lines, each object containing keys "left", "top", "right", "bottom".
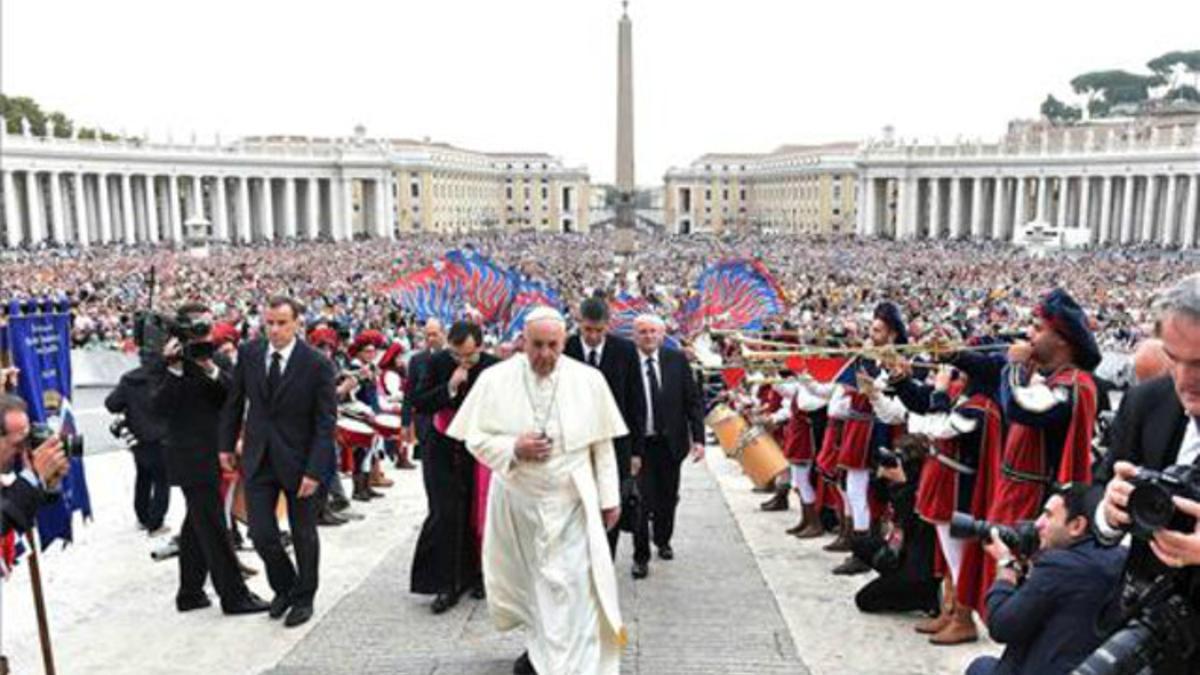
{"left": 615, "top": 0, "right": 636, "bottom": 231}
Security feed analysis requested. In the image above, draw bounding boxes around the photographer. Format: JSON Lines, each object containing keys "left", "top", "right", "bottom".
{"left": 967, "top": 484, "right": 1126, "bottom": 675}
{"left": 149, "top": 303, "right": 269, "bottom": 616}
{"left": 1093, "top": 273, "right": 1200, "bottom": 674}
{"left": 0, "top": 394, "right": 69, "bottom": 535}
{"left": 105, "top": 353, "right": 170, "bottom": 535}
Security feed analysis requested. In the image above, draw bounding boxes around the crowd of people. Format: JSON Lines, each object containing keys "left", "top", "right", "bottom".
{"left": 4, "top": 231, "right": 1200, "bottom": 675}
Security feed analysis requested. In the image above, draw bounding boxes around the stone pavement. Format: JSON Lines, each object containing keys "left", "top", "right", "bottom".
{"left": 265, "top": 461, "right": 808, "bottom": 675}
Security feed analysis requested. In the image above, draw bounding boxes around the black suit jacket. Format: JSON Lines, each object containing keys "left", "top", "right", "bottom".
{"left": 565, "top": 334, "right": 645, "bottom": 476}
{"left": 402, "top": 348, "right": 438, "bottom": 441}
{"left": 220, "top": 339, "right": 338, "bottom": 491}
{"left": 1, "top": 476, "right": 55, "bottom": 535}
{"left": 1093, "top": 376, "right": 1199, "bottom": 675}
{"left": 410, "top": 350, "right": 500, "bottom": 421}
{"left": 639, "top": 346, "right": 704, "bottom": 461}
{"left": 149, "top": 355, "right": 233, "bottom": 487}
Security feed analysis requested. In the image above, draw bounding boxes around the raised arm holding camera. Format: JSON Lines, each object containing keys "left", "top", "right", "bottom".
{"left": 149, "top": 302, "right": 270, "bottom": 617}
{"left": 1089, "top": 274, "right": 1200, "bottom": 675}
{"left": 0, "top": 394, "right": 68, "bottom": 536}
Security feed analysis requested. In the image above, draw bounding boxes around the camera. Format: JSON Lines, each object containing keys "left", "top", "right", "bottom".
{"left": 851, "top": 532, "right": 902, "bottom": 573}
{"left": 134, "top": 311, "right": 214, "bottom": 359}
{"left": 949, "top": 512, "right": 1040, "bottom": 559}
{"left": 876, "top": 436, "right": 929, "bottom": 470}
{"left": 1125, "top": 464, "right": 1200, "bottom": 539}
{"left": 29, "top": 422, "right": 85, "bottom": 458}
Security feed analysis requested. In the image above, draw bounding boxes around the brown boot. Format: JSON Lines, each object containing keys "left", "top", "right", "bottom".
{"left": 823, "top": 517, "right": 852, "bottom": 552}
{"left": 352, "top": 473, "right": 373, "bottom": 501}
{"left": 370, "top": 459, "right": 394, "bottom": 488}
{"left": 916, "top": 577, "right": 954, "bottom": 634}
{"left": 930, "top": 606, "right": 978, "bottom": 645}
{"left": 794, "top": 504, "right": 825, "bottom": 539}
{"left": 760, "top": 484, "right": 790, "bottom": 512}
{"left": 394, "top": 446, "right": 416, "bottom": 470}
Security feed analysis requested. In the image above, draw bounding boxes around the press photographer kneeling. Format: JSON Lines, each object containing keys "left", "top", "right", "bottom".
{"left": 147, "top": 303, "right": 269, "bottom": 616}
{"left": 963, "top": 484, "right": 1126, "bottom": 675}
{"left": 1085, "top": 273, "right": 1200, "bottom": 675}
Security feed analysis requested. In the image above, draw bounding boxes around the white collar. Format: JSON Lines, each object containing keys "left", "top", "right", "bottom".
{"left": 270, "top": 338, "right": 298, "bottom": 361}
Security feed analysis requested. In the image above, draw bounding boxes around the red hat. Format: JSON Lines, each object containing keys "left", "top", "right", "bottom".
{"left": 307, "top": 326, "right": 340, "bottom": 350}
{"left": 349, "top": 330, "right": 387, "bottom": 358}
{"left": 380, "top": 342, "right": 405, "bottom": 369}
{"left": 211, "top": 323, "right": 240, "bottom": 347}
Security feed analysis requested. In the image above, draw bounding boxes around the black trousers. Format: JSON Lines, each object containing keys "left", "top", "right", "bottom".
{"left": 245, "top": 453, "right": 321, "bottom": 607}
{"left": 854, "top": 573, "right": 939, "bottom": 614}
{"left": 410, "top": 441, "right": 478, "bottom": 595}
{"left": 178, "top": 482, "right": 251, "bottom": 606}
{"left": 634, "top": 437, "right": 683, "bottom": 563}
{"left": 133, "top": 443, "right": 169, "bottom": 530}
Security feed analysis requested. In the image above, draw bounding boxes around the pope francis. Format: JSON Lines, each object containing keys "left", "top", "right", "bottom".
{"left": 447, "top": 306, "right": 627, "bottom": 675}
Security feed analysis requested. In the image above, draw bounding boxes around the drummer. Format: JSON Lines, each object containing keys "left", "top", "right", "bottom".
{"left": 347, "top": 330, "right": 390, "bottom": 500}
{"left": 379, "top": 343, "right": 415, "bottom": 470}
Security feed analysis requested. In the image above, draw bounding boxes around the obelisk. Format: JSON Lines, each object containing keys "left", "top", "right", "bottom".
{"left": 614, "top": 0, "right": 636, "bottom": 244}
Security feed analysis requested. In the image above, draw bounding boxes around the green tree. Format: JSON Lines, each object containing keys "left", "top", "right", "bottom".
{"left": 1147, "top": 50, "right": 1200, "bottom": 88}
{"left": 1040, "top": 94, "right": 1082, "bottom": 123}
{"left": 0, "top": 93, "right": 118, "bottom": 139}
{"left": 1166, "top": 84, "right": 1200, "bottom": 102}
{"left": 1069, "top": 70, "right": 1166, "bottom": 117}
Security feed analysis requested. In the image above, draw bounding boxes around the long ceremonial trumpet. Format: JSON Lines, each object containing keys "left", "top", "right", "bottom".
{"left": 738, "top": 339, "right": 1010, "bottom": 362}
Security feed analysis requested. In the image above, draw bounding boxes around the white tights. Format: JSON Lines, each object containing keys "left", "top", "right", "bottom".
{"left": 845, "top": 468, "right": 871, "bottom": 531}
{"left": 936, "top": 523, "right": 965, "bottom": 584}
{"left": 789, "top": 463, "right": 815, "bottom": 504}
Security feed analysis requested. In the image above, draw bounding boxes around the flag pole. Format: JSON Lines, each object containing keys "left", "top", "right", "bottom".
{"left": 24, "top": 531, "right": 55, "bottom": 675}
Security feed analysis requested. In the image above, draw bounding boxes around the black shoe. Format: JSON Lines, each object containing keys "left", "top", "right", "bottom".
{"left": 471, "top": 584, "right": 486, "bottom": 600}
{"left": 832, "top": 555, "right": 872, "bottom": 576}
{"left": 317, "top": 507, "right": 347, "bottom": 527}
{"left": 329, "top": 494, "right": 351, "bottom": 512}
{"left": 631, "top": 561, "right": 649, "bottom": 579}
{"left": 431, "top": 592, "right": 459, "bottom": 614}
{"left": 513, "top": 651, "right": 537, "bottom": 675}
{"left": 760, "top": 490, "right": 790, "bottom": 512}
{"left": 283, "top": 604, "right": 313, "bottom": 628}
{"left": 176, "top": 592, "right": 212, "bottom": 612}
{"left": 223, "top": 592, "right": 271, "bottom": 615}
{"left": 269, "top": 594, "right": 293, "bottom": 620}
{"left": 658, "top": 545, "right": 674, "bottom": 561}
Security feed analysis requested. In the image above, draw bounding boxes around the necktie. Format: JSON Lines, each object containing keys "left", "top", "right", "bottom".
{"left": 268, "top": 352, "right": 282, "bottom": 398}
{"left": 646, "top": 357, "right": 663, "bottom": 435}
{"left": 588, "top": 349, "right": 599, "bottom": 368}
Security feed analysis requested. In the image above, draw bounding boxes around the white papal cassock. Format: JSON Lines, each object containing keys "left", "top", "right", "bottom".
{"left": 447, "top": 353, "right": 627, "bottom": 675}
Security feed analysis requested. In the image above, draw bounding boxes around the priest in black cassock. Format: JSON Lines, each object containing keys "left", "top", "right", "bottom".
{"left": 409, "top": 320, "right": 499, "bottom": 614}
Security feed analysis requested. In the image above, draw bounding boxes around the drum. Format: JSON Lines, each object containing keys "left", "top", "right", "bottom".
{"left": 336, "top": 417, "right": 376, "bottom": 449}
{"left": 737, "top": 427, "right": 789, "bottom": 488}
{"left": 705, "top": 404, "right": 748, "bottom": 454}
{"left": 372, "top": 413, "right": 403, "bottom": 440}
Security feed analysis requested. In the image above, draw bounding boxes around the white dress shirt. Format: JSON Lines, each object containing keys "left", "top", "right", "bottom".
{"left": 267, "top": 338, "right": 298, "bottom": 376}
{"left": 640, "top": 349, "right": 662, "bottom": 437}
{"left": 1096, "top": 416, "right": 1200, "bottom": 541}
{"left": 584, "top": 338, "right": 606, "bottom": 368}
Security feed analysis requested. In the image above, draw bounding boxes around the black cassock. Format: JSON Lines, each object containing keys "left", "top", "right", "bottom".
{"left": 409, "top": 350, "right": 498, "bottom": 596}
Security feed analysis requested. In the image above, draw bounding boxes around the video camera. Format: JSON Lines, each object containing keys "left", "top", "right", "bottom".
{"left": 949, "top": 512, "right": 1040, "bottom": 559}
{"left": 134, "top": 311, "right": 215, "bottom": 361}
{"left": 1073, "top": 464, "right": 1200, "bottom": 674}
{"left": 876, "top": 436, "right": 930, "bottom": 470}
{"left": 29, "top": 422, "right": 85, "bottom": 458}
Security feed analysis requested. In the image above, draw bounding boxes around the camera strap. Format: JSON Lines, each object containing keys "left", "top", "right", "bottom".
{"left": 1001, "top": 461, "right": 1059, "bottom": 489}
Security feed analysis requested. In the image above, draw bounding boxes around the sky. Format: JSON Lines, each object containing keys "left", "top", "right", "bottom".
{"left": 2, "top": 0, "right": 1198, "bottom": 186}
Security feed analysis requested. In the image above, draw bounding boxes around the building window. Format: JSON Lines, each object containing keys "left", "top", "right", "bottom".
{"left": 506, "top": 186, "right": 513, "bottom": 199}
{"left": 705, "top": 189, "right": 712, "bottom": 200}
{"left": 411, "top": 183, "right": 420, "bottom": 198}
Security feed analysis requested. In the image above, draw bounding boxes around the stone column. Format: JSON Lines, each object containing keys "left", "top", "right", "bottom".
{"left": 1141, "top": 175, "right": 1157, "bottom": 243}
{"left": 145, "top": 176, "right": 160, "bottom": 243}
{"left": 72, "top": 172, "right": 90, "bottom": 248}
{"left": 120, "top": 173, "right": 136, "bottom": 244}
{"left": 897, "top": 177, "right": 918, "bottom": 239}
{"left": 928, "top": 178, "right": 942, "bottom": 239}
{"left": 970, "top": 177, "right": 985, "bottom": 238}
{"left": 283, "top": 177, "right": 297, "bottom": 239}
{"left": 1078, "top": 176, "right": 1091, "bottom": 234}
{"left": 1119, "top": 176, "right": 1136, "bottom": 244}
{"left": 213, "top": 177, "right": 229, "bottom": 241}
{"left": 1098, "top": 176, "right": 1113, "bottom": 244}
{"left": 237, "top": 176, "right": 251, "bottom": 242}
{"left": 190, "top": 175, "right": 204, "bottom": 223}
{"left": 97, "top": 173, "right": 113, "bottom": 243}
{"left": 1013, "top": 177, "right": 1027, "bottom": 237}
{"left": 1183, "top": 174, "right": 1199, "bottom": 249}
{"left": 3, "top": 170, "right": 23, "bottom": 248}
{"left": 381, "top": 173, "right": 396, "bottom": 239}
{"left": 949, "top": 177, "right": 962, "bottom": 238}
{"left": 305, "top": 177, "right": 319, "bottom": 240}
{"left": 45, "top": 171, "right": 65, "bottom": 245}
{"left": 1035, "top": 176, "right": 1048, "bottom": 223}
{"left": 990, "top": 177, "right": 1005, "bottom": 240}
{"left": 1055, "top": 176, "right": 1069, "bottom": 228}
{"left": 1163, "top": 175, "right": 1178, "bottom": 246}
{"left": 168, "top": 175, "right": 183, "bottom": 243}
{"left": 338, "top": 177, "right": 354, "bottom": 241}
{"left": 25, "top": 171, "right": 45, "bottom": 244}
{"left": 260, "top": 178, "right": 276, "bottom": 242}
{"left": 855, "top": 179, "right": 869, "bottom": 236}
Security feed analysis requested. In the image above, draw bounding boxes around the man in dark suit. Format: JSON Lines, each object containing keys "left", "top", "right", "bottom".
{"left": 967, "top": 484, "right": 1127, "bottom": 675}
{"left": 409, "top": 320, "right": 498, "bottom": 613}
{"left": 0, "top": 394, "right": 67, "bottom": 535}
{"left": 220, "top": 296, "right": 337, "bottom": 628}
{"left": 630, "top": 314, "right": 704, "bottom": 578}
{"left": 564, "top": 297, "right": 645, "bottom": 559}
{"left": 1093, "top": 274, "right": 1200, "bottom": 675}
{"left": 150, "top": 303, "right": 269, "bottom": 616}
{"left": 106, "top": 355, "right": 170, "bottom": 534}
